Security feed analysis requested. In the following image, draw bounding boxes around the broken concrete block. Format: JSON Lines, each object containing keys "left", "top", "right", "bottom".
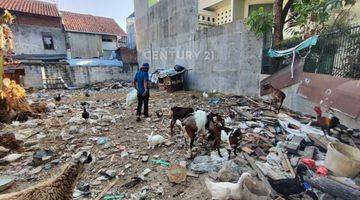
{"left": 299, "top": 146, "right": 316, "bottom": 159}
{"left": 286, "top": 136, "right": 305, "bottom": 153}
{"left": 217, "top": 160, "right": 241, "bottom": 182}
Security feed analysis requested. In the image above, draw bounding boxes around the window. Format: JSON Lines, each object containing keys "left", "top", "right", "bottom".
{"left": 102, "top": 38, "right": 113, "bottom": 42}
{"left": 248, "top": 4, "right": 273, "bottom": 17}
{"left": 42, "top": 32, "right": 54, "bottom": 50}
{"left": 207, "top": 17, "right": 210, "bottom": 21}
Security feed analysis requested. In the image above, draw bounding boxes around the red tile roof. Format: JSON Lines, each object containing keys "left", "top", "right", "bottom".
{"left": 0, "top": 0, "right": 59, "bottom": 17}
{"left": 61, "top": 11, "right": 126, "bottom": 37}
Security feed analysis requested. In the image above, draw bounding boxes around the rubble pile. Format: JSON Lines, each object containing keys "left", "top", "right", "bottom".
{"left": 0, "top": 81, "right": 360, "bottom": 200}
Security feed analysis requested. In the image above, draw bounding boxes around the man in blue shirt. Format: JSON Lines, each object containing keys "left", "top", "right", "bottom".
{"left": 133, "top": 63, "right": 150, "bottom": 122}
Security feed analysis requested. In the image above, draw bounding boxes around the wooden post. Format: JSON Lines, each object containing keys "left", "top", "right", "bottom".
{"left": 0, "top": 53, "right": 3, "bottom": 89}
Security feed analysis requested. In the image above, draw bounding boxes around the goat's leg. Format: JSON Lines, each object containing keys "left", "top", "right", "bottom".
{"left": 189, "top": 136, "right": 195, "bottom": 157}
{"left": 227, "top": 149, "right": 231, "bottom": 160}
{"left": 233, "top": 147, "right": 238, "bottom": 156}
{"left": 170, "top": 118, "right": 176, "bottom": 135}
{"left": 278, "top": 98, "right": 284, "bottom": 113}
{"left": 215, "top": 140, "right": 222, "bottom": 157}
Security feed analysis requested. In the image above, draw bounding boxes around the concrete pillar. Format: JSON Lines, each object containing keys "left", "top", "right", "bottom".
{"left": 232, "top": 0, "right": 245, "bottom": 21}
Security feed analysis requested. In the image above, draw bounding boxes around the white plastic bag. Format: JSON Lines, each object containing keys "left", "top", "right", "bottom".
{"left": 126, "top": 89, "right": 138, "bottom": 107}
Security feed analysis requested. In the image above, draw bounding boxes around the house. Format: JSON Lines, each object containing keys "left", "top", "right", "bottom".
{"left": 1, "top": 0, "right": 132, "bottom": 88}
{"left": 126, "top": 12, "right": 136, "bottom": 49}
{"left": 0, "top": 0, "right": 67, "bottom": 59}
{"left": 61, "top": 11, "right": 127, "bottom": 59}
{"left": 0, "top": 0, "right": 67, "bottom": 87}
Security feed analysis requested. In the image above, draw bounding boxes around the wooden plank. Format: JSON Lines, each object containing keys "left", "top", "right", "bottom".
{"left": 95, "top": 178, "right": 120, "bottom": 200}
{"left": 303, "top": 174, "right": 360, "bottom": 200}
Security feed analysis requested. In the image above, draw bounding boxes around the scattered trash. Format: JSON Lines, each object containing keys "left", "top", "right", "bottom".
{"left": 126, "top": 89, "right": 138, "bottom": 107}
{"left": 103, "top": 194, "right": 125, "bottom": 200}
{"left": 151, "top": 159, "right": 170, "bottom": 167}
{"left": 122, "top": 177, "right": 142, "bottom": 189}
{"left": 0, "top": 177, "right": 13, "bottom": 192}
{"left": 208, "top": 96, "right": 221, "bottom": 105}
{"left": 167, "top": 164, "right": 187, "bottom": 184}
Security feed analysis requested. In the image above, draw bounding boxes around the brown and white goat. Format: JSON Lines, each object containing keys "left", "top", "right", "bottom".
{"left": 180, "top": 111, "right": 224, "bottom": 156}
{"left": 263, "top": 83, "right": 286, "bottom": 113}
{"left": 208, "top": 121, "right": 243, "bottom": 159}
{"left": 0, "top": 151, "right": 93, "bottom": 200}
{"left": 169, "top": 106, "right": 194, "bottom": 135}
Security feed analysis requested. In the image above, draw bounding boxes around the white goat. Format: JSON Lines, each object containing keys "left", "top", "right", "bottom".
{"left": 205, "top": 172, "right": 252, "bottom": 200}
{"left": 146, "top": 132, "right": 165, "bottom": 149}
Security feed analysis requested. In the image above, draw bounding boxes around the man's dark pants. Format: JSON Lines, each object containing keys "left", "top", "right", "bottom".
{"left": 137, "top": 93, "right": 149, "bottom": 117}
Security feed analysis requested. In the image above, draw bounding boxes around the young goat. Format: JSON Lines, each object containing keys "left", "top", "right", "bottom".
{"left": 208, "top": 121, "right": 243, "bottom": 159}
{"left": 169, "top": 106, "right": 194, "bottom": 135}
{"left": 0, "top": 151, "right": 93, "bottom": 200}
{"left": 263, "top": 83, "right": 286, "bottom": 113}
{"left": 180, "top": 111, "right": 223, "bottom": 156}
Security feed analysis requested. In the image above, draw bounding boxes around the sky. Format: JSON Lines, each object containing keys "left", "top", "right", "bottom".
{"left": 58, "top": 0, "right": 134, "bottom": 33}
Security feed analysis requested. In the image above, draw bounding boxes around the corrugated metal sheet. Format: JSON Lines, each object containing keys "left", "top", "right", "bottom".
{"left": 298, "top": 73, "right": 360, "bottom": 119}
{"left": 260, "top": 59, "right": 304, "bottom": 96}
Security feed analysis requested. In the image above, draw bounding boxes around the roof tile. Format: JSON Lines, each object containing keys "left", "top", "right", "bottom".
{"left": 0, "top": 0, "right": 59, "bottom": 17}
{"left": 61, "top": 11, "right": 126, "bottom": 37}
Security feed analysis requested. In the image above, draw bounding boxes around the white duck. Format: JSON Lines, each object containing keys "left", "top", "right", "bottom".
{"left": 205, "top": 172, "right": 252, "bottom": 200}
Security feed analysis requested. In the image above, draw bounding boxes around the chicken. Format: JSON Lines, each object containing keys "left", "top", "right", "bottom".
{"left": 268, "top": 164, "right": 318, "bottom": 199}
{"left": 82, "top": 107, "right": 90, "bottom": 120}
{"left": 205, "top": 172, "right": 252, "bottom": 200}
{"left": 54, "top": 94, "right": 61, "bottom": 102}
{"left": 311, "top": 106, "right": 340, "bottom": 136}
{"left": 84, "top": 91, "right": 91, "bottom": 97}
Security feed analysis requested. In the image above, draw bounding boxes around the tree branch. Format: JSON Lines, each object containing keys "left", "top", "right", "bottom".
{"left": 281, "top": 0, "right": 295, "bottom": 22}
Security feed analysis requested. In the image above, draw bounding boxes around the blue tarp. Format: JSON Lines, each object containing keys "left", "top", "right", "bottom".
{"left": 268, "top": 36, "right": 318, "bottom": 58}
{"left": 67, "top": 59, "right": 123, "bottom": 67}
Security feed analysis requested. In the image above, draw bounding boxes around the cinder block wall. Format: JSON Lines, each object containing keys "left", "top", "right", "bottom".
{"left": 134, "top": 0, "right": 263, "bottom": 96}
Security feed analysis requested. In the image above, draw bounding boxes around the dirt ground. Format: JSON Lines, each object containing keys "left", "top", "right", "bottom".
{"left": 3, "top": 85, "right": 357, "bottom": 200}
{"left": 1, "top": 87, "right": 238, "bottom": 200}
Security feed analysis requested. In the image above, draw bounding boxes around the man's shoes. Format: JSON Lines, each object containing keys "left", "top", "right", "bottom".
{"left": 144, "top": 115, "right": 150, "bottom": 118}
{"left": 136, "top": 117, "right": 141, "bottom": 122}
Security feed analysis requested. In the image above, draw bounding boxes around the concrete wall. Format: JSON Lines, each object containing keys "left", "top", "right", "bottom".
{"left": 127, "top": 14, "right": 137, "bottom": 49}
{"left": 67, "top": 32, "right": 102, "bottom": 58}
{"left": 23, "top": 64, "right": 136, "bottom": 88}
{"left": 11, "top": 24, "right": 67, "bottom": 55}
{"left": 135, "top": 0, "right": 263, "bottom": 96}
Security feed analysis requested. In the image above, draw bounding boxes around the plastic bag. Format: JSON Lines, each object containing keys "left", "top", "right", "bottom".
{"left": 126, "top": 89, "right": 138, "bottom": 107}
